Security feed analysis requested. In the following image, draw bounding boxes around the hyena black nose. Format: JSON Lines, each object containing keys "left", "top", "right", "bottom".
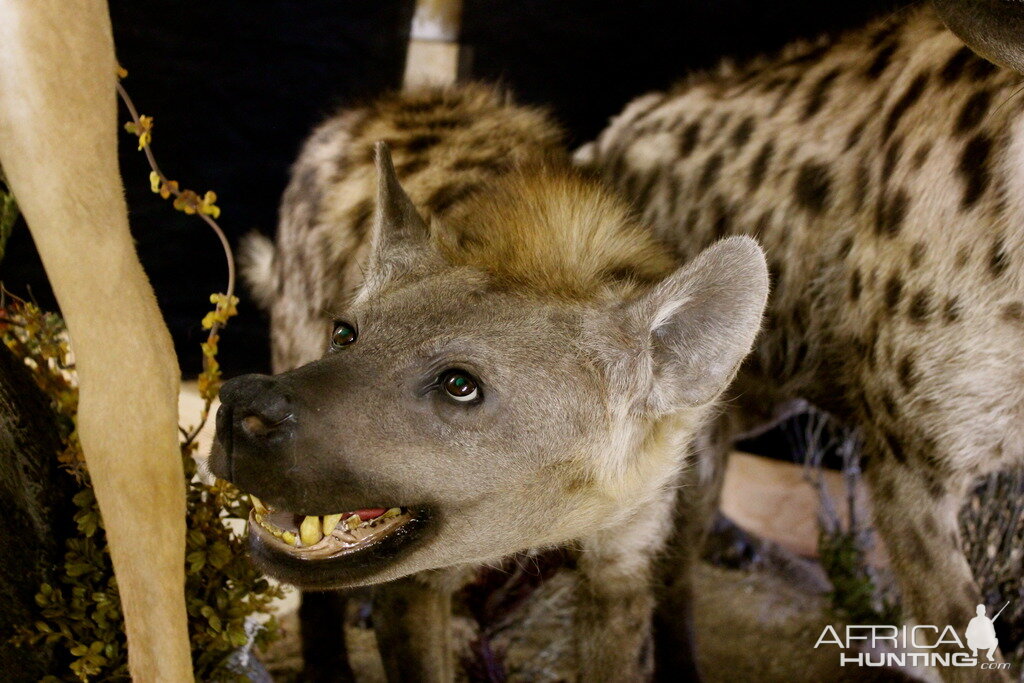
{"left": 217, "top": 374, "right": 294, "bottom": 445}
{"left": 210, "top": 373, "right": 298, "bottom": 489}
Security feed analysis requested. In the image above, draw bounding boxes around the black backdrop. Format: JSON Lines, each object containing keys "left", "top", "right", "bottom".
{"left": 2, "top": 0, "right": 909, "bottom": 377}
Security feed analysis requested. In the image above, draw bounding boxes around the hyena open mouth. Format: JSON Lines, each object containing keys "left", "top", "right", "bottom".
{"left": 208, "top": 387, "right": 439, "bottom": 587}
{"left": 240, "top": 494, "right": 435, "bottom": 587}
{"left": 248, "top": 498, "right": 414, "bottom": 557}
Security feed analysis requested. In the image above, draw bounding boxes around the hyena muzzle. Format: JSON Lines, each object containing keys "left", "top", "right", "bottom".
{"left": 585, "top": 4, "right": 1024, "bottom": 679}
{"left": 208, "top": 86, "right": 769, "bottom": 680}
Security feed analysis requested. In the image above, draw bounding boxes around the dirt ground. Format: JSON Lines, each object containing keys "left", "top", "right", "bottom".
{"left": 259, "top": 561, "right": 920, "bottom": 682}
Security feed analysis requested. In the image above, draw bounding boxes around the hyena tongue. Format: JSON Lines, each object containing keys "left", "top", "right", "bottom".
{"left": 353, "top": 508, "right": 387, "bottom": 521}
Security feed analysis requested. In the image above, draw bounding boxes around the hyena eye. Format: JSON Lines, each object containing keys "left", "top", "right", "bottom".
{"left": 441, "top": 370, "right": 480, "bottom": 402}
{"left": 331, "top": 321, "right": 357, "bottom": 348}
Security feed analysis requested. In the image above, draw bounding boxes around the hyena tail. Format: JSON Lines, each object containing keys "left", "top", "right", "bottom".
{"left": 239, "top": 231, "right": 278, "bottom": 310}
{"left": 402, "top": 0, "right": 465, "bottom": 90}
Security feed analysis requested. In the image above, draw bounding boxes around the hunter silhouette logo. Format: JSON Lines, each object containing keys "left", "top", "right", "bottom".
{"left": 814, "top": 602, "right": 1013, "bottom": 671}
{"left": 966, "top": 602, "right": 1008, "bottom": 662}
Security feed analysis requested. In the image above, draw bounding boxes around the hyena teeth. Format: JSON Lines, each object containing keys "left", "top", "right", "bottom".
{"left": 300, "top": 515, "right": 323, "bottom": 546}
{"left": 322, "top": 513, "right": 344, "bottom": 536}
{"left": 250, "top": 495, "right": 268, "bottom": 517}
{"left": 250, "top": 506, "right": 409, "bottom": 549}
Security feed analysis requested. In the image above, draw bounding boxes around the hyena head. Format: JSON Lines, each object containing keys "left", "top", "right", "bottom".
{"left": 209, "top": 143, "right": 768, "bottom": 589}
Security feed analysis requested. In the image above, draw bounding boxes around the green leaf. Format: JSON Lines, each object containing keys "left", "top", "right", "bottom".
{"left": 227, "top": 625, "right": 248, "bottom": 647}
{"left": 0, "top": 166, "right": 18, "bottom": 264}
{"left": 207, "top": 541, "right": 232, "bottom": 569}
{"left": 207, "top": 612, "right": 222, "bottom": 632}
{"left": 66, "top": 563, "right": 95, "bottom": 578}
{"left": 186, "top": 550, "right": 206, "bottom": 573}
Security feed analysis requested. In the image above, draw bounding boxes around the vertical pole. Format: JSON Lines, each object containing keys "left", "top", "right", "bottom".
{"left": 0, "top": 2, "right": 191, "bottom": 680}
{"left": 403, "top": 0, "right": 466, "bottom": 89}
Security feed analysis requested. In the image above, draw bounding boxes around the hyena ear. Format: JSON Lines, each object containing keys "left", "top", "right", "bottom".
{"left": 625, "top": 236, "right": 769, "bottom": 413}
{"left": 368, "top": 142, "right": 430, "bottom": 272}
{"left": 934, "top": 0, "right": 1024, "bottom": 75}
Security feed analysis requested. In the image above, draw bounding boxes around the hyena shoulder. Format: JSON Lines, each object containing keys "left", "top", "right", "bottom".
{"left": 245, "top": 85, "right": 566, "bottom": 369}
{"left": 245, "top": 84, "right": 562, "bottom": 310}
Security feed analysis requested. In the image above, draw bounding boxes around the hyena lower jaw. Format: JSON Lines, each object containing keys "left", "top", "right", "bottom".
{"left": 210, "top": 86, "right": 768, "bottom": 604}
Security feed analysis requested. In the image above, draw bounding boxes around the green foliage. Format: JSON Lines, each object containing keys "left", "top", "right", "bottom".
{"left": 0, "top": 165, "right": 18, "bottom": 264}
{"left": 2, "top": 300, "right": 283, "bottom": 681}
{"left": 818, "top": 527, "right": 900, "bottom": 626}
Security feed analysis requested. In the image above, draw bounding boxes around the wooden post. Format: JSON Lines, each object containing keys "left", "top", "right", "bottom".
{"left": 403, "top": 0, "right": 465, "bottom": 89}
{"left": 0, "top": 2, "right": 192, "bottom": 680}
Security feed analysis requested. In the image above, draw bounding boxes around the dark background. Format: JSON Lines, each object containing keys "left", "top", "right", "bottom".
{"left": 2, "top": 0, "right": 910, "bottom": 380}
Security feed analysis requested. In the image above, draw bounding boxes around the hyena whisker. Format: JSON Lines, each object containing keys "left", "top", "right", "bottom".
{"left": 991, "top": 81, "right": 1024, "bottom": 118}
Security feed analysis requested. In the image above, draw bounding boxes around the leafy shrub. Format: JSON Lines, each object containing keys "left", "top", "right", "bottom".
{"left": 2, "top": 300, "right": 283, "bottom": 682}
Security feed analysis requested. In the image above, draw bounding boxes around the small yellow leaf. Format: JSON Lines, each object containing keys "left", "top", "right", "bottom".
{"left": 159, "top": 179, "right": 178, "bottom": 200}
{"left": 199, "top": 190, "right": 221, "bottom": 219}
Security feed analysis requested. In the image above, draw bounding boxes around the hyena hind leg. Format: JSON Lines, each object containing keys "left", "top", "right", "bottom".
{"left": 864, "top": 433, "right": 1011, "bottom": 682}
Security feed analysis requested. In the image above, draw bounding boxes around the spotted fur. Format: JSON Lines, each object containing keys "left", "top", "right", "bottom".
{"left": 588, "top": 5, "right": 1024, "bottom": 676}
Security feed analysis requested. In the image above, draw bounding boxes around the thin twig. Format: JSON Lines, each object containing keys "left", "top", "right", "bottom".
{"left": 115, "top": 81, "right": 236, "bottom": 307}
{"left": 115, "top": 80, "right": 236, "bottom": 447}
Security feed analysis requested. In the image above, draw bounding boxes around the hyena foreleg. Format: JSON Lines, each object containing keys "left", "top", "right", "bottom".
{"left": 652, "top": 421, "right": 733, "bottom": 680}
{"left": 864, "top": 433, "right": 1010, "bottom": 681}
{"left": 299, "top": 591, "right": 356, "bottom": 682}
{"left": 576, "top": 420, "right": 739, "bottom": 682}
{"left": 373, "top": 575, "right": 455, "bottom": 682}
{"left": 577, "top": 518, "right": 664, "bottom": 682}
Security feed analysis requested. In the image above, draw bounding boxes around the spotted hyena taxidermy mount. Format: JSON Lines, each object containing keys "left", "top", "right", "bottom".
{"left": 208, "top": 86, "right": 768, "bottom": 680}
{"left": 585, "top": 3, "right": 1024, "bottom": 678}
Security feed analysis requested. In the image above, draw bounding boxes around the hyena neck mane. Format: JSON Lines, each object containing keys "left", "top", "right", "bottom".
{"left": 434, "top": 168, "right": 678, "bottom": 300}
{"left": 375, "top": 87, "right": 679, "bottom": 300}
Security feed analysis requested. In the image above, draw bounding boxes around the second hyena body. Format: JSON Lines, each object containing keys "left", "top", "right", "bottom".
{"left": 588, "top": 4, "right": 1024, "bottom": 674}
